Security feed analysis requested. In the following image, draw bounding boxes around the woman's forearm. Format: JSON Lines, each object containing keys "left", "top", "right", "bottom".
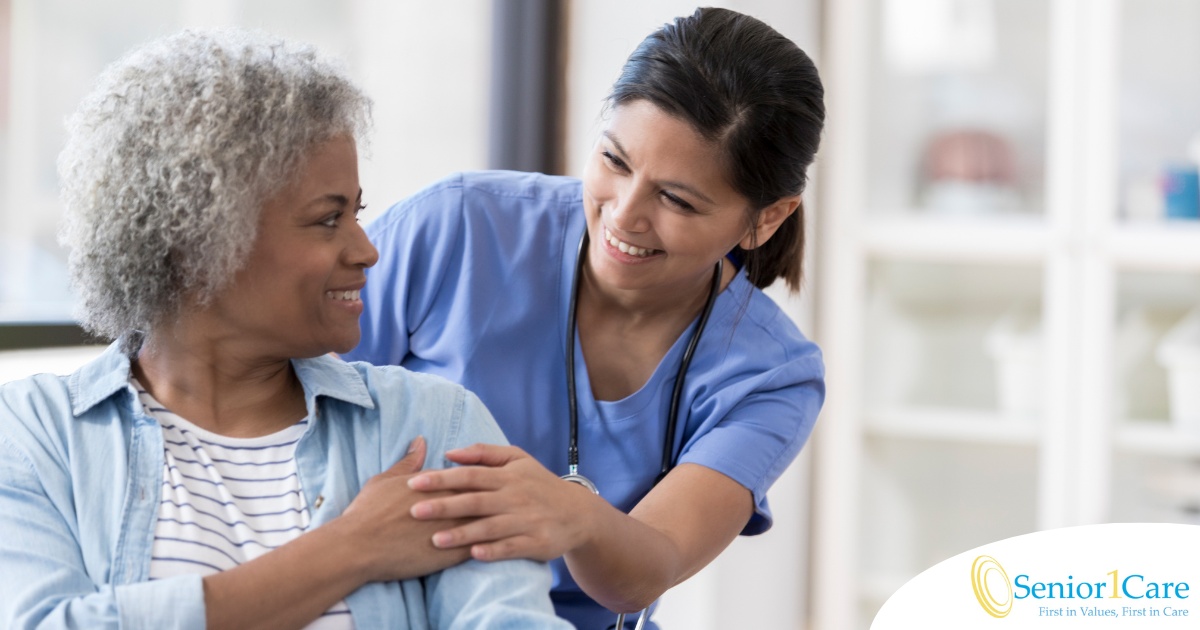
{"left": 202, "top": 517, "right": 368, "bottom": 630}
{"left": 203, "top": 441, "right": 469, "bottom": 629}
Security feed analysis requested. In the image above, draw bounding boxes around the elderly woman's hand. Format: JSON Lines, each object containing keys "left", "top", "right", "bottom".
{"left": 404, "top": 444, "right": 603, "bottom": 563}
{"left": 338, "top": 437, "right": 473, "bottom": 581}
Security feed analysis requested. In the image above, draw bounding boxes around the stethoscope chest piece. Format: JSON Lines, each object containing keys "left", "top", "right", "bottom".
{"left": 560, "top": 472, "right": 600, "bottom": 494}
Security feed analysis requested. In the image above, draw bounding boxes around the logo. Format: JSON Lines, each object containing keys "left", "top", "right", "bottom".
{"left": 969, "top": 553, "right": 1191, "bottom": 620}
{"left": 972, "top": 555, "right": 1014, "bottom": 618}
{"left": 873, "top": 525, "right": 1200, "bottom": 628}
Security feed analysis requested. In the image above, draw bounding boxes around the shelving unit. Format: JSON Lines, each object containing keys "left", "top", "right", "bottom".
{"left": 1115, "top": 423, "right": 1200, "bottom": 458}
{"left": 811, "top": 0, "right": 1200, "bottom": 628}
{"left": 860, "top": 215, "right": 1050, "bottom": 263}
{"left": 1110, "top": 224, "right": 1200, "bottom": 270}
{"left": 865, "top": 407, "right": 1039, "bottom": 446}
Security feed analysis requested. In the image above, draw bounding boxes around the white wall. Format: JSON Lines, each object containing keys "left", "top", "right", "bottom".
{"left": 347, "top": 0, "right": 491, "bottom": 224}
{"left": 564, "top": 3, "right": 823, "bottom": 628}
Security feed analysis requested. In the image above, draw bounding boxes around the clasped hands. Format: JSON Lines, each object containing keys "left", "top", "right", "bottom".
{"left": 338, "top": 438, "right": 600, "bottom": 583}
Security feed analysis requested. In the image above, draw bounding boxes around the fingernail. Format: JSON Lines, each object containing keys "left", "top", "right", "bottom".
{"left": 432, "top": 532, "right": 452, "bottom": 548}
{"left": 407, "top": 436, "right": 425, "bottom": 454}
{"left": 408, "top": 474, "right": 430, "bottom": 490}
{"left": 411, "top": 502, "right": 432, "bottom": 519}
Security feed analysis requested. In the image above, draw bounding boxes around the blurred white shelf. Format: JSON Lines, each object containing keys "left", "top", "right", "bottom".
{"left": 864, "top": 406, "right": 1040, "bottom": 445}
{"left": 1114, "top": 420, "right": 1200, "bottom": 457}
{"left": 861, "top": 214, "right": 1050, "bottom": 263}
{"left": 1109, "top": 223, "right": 1200, "bottom": 271}
{"left": 0, "top": 306, "right": 77, "bottom": 323}
{"left": 0, "top": 345, "right": 107, "bottom": 386}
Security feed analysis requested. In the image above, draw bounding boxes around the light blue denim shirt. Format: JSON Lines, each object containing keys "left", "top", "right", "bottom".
{"left": 0, "top": 342, "right": 571, "bottom": 630}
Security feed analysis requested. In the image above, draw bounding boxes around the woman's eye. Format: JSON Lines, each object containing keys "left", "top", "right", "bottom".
{"left": 320, "top": 212, "right": 342, "bottom": 227}
{"left": 354, "top": 203, "right": 367, "bottom": 222}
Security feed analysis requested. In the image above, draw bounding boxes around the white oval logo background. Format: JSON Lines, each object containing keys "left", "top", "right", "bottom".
{"left": 872, "top": 523, "right": 1200, "bottom": 629}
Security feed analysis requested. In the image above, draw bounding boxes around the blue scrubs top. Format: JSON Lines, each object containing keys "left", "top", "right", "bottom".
{"left": 345, "top": 171, "right": 825, "bottom": 629}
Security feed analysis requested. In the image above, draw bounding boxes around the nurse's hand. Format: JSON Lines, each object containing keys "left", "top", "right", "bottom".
{"left": 406, "top": 444, "right": 602, "bottom": 562}
{"left": 338, "top": 436, "right": 473, "bottom": 580}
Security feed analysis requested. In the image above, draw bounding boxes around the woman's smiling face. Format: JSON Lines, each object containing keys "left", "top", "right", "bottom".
{"left": 206, "top": 134, "right": 379, "bottom": 358}
{"left": 580, "top": 100, "right": 755, "bottom": 297}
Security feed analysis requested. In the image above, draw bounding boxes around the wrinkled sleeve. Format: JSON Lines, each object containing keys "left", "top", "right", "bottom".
{"left": 0, "top": 432, "right": 205, "bottom": 630}
{"left": 677, "top": 352, "right": 826, "bottom": 536}
{"left": 423, "top": 392, "right": 570, "bottom": 629}
{"left": 424, "top": 558, "right": 569, "bottom": 630}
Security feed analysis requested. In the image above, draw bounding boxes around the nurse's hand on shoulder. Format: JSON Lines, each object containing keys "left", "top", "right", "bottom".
{"left": 406, "top": 444, "right": 601, "bottom": 563}
{"left": 337, "top": 436, "right": 473, "bottom": 580}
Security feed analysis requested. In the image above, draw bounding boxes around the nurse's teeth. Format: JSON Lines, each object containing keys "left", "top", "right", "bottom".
{"left": 326, "top": 290, "right": 361, "bottom": 300}
{"left": 604, "top": 228, "right": 656, "bottom": 258}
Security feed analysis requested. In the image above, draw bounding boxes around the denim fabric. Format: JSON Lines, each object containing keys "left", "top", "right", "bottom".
{"left": 0, "top": 342, "right": 570, "bottom": 629}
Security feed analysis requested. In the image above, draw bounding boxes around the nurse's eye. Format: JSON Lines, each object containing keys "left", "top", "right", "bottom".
{"left": 354, "top": 203, "right": 367, "bottom": 223}
{"left": 601, "top": 150, "right": 629, "bottom": 172}
{"left": 660, "top": 191, "right": 695, "bottom": 213}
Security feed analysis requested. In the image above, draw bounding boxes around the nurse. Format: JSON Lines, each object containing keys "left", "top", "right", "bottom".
{"left": 344, "top": 7, "right": 825, "bottom": 628}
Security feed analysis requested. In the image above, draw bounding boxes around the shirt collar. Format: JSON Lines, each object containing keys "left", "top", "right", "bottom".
{"left": 69, "top": 342, "right": 135, "bottom": 416}
{"left": 69, "top": 342, "right": 375, "bottom": 416}
{"left": 292, "top": 354, "right": 376, "bottom": 410}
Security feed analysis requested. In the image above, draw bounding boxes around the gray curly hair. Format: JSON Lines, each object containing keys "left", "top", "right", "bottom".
{"left": 58, "top": 28, "right": 371, "bottom": 353}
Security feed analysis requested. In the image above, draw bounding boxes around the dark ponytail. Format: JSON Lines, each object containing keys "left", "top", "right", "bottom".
{"left": 606, "top": 7, "right": 824, "bottom": 291}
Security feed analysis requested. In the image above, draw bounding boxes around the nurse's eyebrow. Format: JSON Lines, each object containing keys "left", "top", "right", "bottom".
{"left": 604, "top": 131, "right": 716, "bottom": 205}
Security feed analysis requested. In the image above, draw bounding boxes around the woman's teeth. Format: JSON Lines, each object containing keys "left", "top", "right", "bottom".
{"left": 326, "top": 290, "right": 361, "bottom": 301}
{"left": 604, "top": 228, "right": 658, "bottom": 258}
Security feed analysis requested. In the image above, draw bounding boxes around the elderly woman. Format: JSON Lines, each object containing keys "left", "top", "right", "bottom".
{"left": 0, "top": 29, "right": 569, "bottom": 630}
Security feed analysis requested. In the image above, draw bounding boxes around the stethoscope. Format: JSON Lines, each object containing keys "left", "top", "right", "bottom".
{"left": 560, "top": 230, "right": 723, "bottom": 630}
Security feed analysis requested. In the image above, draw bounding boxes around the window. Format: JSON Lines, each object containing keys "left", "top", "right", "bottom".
{"left": 0, "top": 0, "right": 490, "bottom": 330}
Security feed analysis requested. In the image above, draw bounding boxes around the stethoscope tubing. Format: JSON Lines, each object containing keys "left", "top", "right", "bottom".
{"left": 658, "top": 240, "right": 722, "bottom": 482}
{"left": 564, "top": 229, "right": 723, "bottom": 630}
{"left": 565, "top": 230, "right": 722, "bottom": 483}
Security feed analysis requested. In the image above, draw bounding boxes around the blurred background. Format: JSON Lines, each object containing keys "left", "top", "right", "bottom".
{"left": 2, "top": 0, "right": 1200, "bottom": 628}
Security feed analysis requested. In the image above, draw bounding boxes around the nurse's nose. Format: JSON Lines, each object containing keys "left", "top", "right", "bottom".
{"left": 608, "top": 186, "right": 652, "bottom": 233}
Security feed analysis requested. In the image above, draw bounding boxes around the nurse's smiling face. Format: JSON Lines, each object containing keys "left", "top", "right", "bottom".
{"left": 580, "top": 100, "right": 756, "bottom": 298}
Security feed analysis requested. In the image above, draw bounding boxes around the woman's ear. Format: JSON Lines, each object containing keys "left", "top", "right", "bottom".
{"left": 739, "top": 195, "right": 801, "bottom": 250}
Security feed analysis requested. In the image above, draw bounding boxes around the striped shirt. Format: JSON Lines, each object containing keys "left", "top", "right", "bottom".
{"left": 135, "top": 381, "right": 354, "bottom": 629}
